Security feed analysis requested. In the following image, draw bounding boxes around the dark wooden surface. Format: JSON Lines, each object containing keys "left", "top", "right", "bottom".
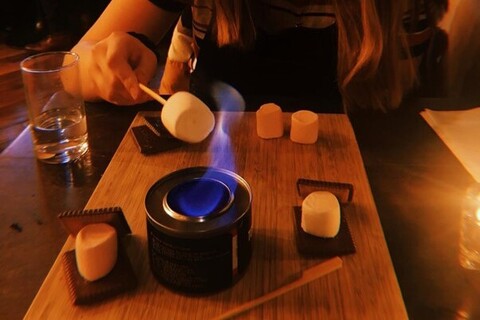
{"left": 350, "top": 100, "right": 480, "bottom": 319}
{"left": 0, "top": 101, "right": 158, "bottom": 320}
{"left": 0, "top": 43, "right": 30, "bottom": 152}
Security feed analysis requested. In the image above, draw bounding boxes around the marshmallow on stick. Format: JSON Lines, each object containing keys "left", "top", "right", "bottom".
{"left": 256, "top": 103, "right": 284, "bottom": 139}
{"left": 301, "top": 191, "right": 340, "bottom": 238}
{"left": 75, "top": 223, "right": 118, "bottom": 281}
{"left": 139, "top": 84, "right": 215, "bottom": 143}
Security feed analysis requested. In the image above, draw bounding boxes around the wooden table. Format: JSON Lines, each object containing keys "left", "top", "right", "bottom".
{"left": 25, "top": 112, "right": 407, "bottom": 319}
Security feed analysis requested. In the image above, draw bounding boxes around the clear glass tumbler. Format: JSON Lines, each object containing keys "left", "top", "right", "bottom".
{"left": 20, "top": 51, "right": 88, "bottom": 164}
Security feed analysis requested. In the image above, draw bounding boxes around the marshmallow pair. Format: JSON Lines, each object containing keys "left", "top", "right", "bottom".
{"left": 256, "top": 103, "right": 319, "bottom": 144}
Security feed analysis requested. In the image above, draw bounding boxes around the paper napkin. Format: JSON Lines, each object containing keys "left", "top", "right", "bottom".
{"left": 420, "top": 107, "right": 480, "bottom": 182}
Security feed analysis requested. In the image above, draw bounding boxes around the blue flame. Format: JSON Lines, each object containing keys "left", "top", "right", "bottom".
{"left": 208, "top": 81, "right": 245, "bottom": 172}
{"left": 167, "top": 178, "right": 231, "bottom": 218}
{"left": 170, "top": 82, "right": 246, "bottom": 218}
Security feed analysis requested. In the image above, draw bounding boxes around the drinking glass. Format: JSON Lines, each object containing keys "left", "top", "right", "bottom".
{"left": 21, "top": 51, "right": 88, "bottom": 164}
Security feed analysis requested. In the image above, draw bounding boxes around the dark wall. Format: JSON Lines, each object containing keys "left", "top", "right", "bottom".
{"left": 1, "top": 0, "right": 109, "bottom": 47}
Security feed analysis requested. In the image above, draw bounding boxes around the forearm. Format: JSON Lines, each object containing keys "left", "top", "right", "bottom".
{"left": 80, "top": 0, "right": 180, "bottom": 43}
{"left": 70, "top": 0, "right": 181, "bottom": 104}
{"left": 71, "top": 39, "right": 102, "bottom": 102}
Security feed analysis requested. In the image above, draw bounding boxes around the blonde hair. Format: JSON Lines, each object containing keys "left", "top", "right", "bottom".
{"left": 334, "top": 0, "right": 416, "bottom": 111}
{"left": 211, "top": 0, "right": 419, "bottom": 111}
{"left": 213, "top": 0, "right": 256, "bottom": 48}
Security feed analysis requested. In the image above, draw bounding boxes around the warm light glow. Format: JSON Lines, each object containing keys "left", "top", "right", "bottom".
{"left": 476, "top": 193, "right": 480, "bottom": 222}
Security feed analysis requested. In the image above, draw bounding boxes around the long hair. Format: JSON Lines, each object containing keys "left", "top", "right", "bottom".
{"left": 334, "top": 0, "right": 416, "bottom": 111}
{"left": 210, "top": 0, "right": 428, "bottom": 111}
{"left": 212, "top": 0, "right": 256, "bottom": 48}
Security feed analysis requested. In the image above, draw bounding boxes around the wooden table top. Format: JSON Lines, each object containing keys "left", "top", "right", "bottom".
{"left": 25, "top": 111, "right": 407, "bottom": 319}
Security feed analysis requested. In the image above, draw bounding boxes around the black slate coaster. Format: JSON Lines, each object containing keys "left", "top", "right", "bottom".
{"left": 58, "top": 207, "right": 131, "bottom": 237}
{"left": 62, "top": 246, "right": 137, "bottom": 305}
{"left": 131, "top": 125, "right": 183, "bottom": 155}
{"left": 293, "top": 206, "right": 356, "bottom": 257}
{"left": 296, "top": 179, "right": 354, "bottom": 205}
{"left": 144, "top": 116, "right": 172, "bottom": 137}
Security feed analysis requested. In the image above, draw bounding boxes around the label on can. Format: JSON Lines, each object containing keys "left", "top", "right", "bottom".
{"left": 147, "top": 218, "right": 251, "bottom": 293}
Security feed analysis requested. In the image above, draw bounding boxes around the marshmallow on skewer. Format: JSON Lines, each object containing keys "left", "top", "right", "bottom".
{"left": 75, "top": 223, "right": 118, "bottom": 281}
{"left": 139, "top": 84, "right": 215, "bottom": 143}
{"left": 301, "top": 191, "right": 340, "bottom": 238}
{"left": 256, "top": 103, "right": 284, "bottom": 139}
{"left": 161, "top": 92, "right": 215, "bottom": 143}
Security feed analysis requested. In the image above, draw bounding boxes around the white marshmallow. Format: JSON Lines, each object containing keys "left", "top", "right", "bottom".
{"left": 290, "top": 110, "right": 319, "bottom": 144}
{"left": 161, "top": 91, "right": 215, "bottom": 143}
{"left": 75, "top": 223, "right": 118, "bottom": 281}
{"left": 256, "top": 103, "right": 284, "bottom": 139}
{"left": 301, "top": 191, "right": 340, "bottom": 238}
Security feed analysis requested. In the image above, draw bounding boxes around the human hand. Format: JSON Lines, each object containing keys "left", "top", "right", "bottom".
{"left": 87, "top": 31, "right": 158, "bottom": 105}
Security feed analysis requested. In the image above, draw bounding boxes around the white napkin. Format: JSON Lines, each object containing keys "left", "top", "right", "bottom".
{"left": 420, "top": 107, "right": 480, "bottom": 182}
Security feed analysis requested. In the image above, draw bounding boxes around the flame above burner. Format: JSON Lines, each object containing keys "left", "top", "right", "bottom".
{"left": 165, "top": 178, "right": 232, "bottom": 219}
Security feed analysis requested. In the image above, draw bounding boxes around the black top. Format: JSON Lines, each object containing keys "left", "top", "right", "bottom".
{"left": 151, "top": 0, "right": 343, "bottom": 112}
{"left": 191, "top": 25, "right": 342, "bottom": 113}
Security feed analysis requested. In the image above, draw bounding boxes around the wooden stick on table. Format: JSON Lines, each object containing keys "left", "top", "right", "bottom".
{"left": 139, "top": 83, "right": 167, "bottom": 105}
{"left": 214, "top": 256, "right": 343, "bottom": 320}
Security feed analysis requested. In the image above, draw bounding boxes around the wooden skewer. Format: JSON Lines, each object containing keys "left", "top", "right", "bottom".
{"left": 214, "top": 256, "right": 343, "bottom": 320}
{"left": 138, "top": 83, "right": 167, "bottom": 105}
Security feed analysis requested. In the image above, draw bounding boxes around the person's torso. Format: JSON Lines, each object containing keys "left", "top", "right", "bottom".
{"left": 189, "top": 0, "right": 342, "bottom": 112}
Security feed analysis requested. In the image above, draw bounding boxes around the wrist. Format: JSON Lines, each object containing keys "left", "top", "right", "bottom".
{"left": 127, "top": 32, "right": 159, "bottom": 62}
